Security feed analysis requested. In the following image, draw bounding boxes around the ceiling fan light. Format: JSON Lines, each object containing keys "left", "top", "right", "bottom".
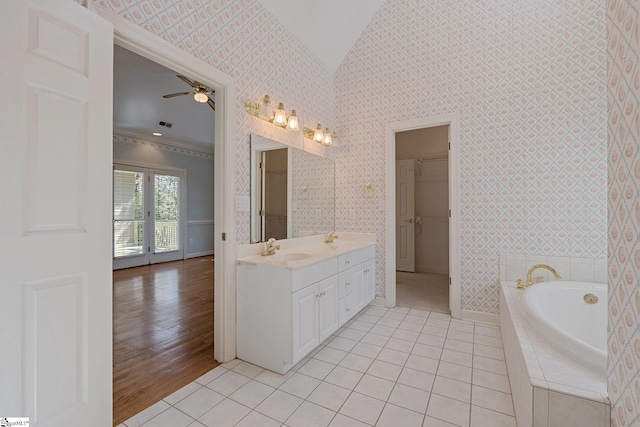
{"left": 193, "top": 92, "right": 208, "bottom": 103}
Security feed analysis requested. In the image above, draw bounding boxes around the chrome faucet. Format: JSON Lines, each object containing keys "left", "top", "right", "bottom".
{"left": 517, "top": 264, "right": 562, "bottom": 289}
{"left": 325, "top": 232, "right": 339, "bottom": 243}
{"left": 261, "top": 238, "right": 280, "bottom": 256}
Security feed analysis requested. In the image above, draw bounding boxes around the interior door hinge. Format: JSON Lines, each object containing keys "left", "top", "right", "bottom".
{"left": 259, "top": 162, "right": 265, "bottom": 170}
{"left": 259, "top": 209, "right": 265, "bottom": 216}
{"left": 221, "top": 232, "right": 226, "bottom": 241}
{"left": 448, "top": 141, "right": 451, "bottom": 150}
{"left": 148, "top": 246, "right": 150, "bottom": 253}
{"left": 448, "top": 209, "right": 451, "bottom": 218}
{"left": 449, "top": 277, "right": 451, "bottom": 285}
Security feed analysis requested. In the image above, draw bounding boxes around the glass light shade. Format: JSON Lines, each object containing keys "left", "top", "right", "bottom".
{"left": 258, "top": 95, "right": 272, "bottom": 118}
{"left": 313, "top": 124, "right": 324, "bottom": 143}
{"left": 193, "top": 92, "right": 208, "bottom": 103}
{"left": 273, "top": 103, "right": 287, "bottom": 126}
{"left": 286, "top": 110, "right": 299, "bottom": 131}
{"left": 322, "top": 128, "right": 333, "bottom": 146}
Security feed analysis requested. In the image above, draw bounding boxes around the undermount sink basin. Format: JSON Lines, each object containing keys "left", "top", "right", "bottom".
{"left": 274, "top": 252, "right": 313, "bottom": 262}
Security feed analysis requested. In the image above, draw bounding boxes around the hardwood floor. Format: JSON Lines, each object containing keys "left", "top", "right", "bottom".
{"left": 113, "top": 256, "right": 218, "bottom": 425}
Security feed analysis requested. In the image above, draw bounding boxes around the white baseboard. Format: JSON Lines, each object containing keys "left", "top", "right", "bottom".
{"left": 372, "top": 296, "right": 386, "bottom": 307}
{"left": 186, "top": 250, "right": 214, "bottom": 259}
{"left": 461, "top": 309, "right": 499, "bottom": 325}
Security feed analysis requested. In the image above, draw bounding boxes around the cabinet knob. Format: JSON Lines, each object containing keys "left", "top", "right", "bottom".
{"left": 316, "top": 293, "right": 320, "bottom": 298}
{"left": 321, "top": 291, "right": 326, "bottom": 296}
{"left": 345, "top": 282, "right": 350, "bottom": 287}
{"left": 346, "top": 308, "right": 350, "bottom": 312}
{"left": 345, "top": 260, "right": 350, "bottom": 265}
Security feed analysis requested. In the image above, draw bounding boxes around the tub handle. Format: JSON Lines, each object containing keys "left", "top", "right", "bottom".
{"left": 584, "top": 293, "right": 598, "bottom": 304}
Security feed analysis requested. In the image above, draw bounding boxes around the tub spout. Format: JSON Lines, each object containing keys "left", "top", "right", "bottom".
{"left": 525, "top": 264, "right": 561, "bottom": 287}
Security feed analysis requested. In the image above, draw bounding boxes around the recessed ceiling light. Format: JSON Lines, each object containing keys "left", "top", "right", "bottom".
{"left": 153, "top": 132, "right": 162, "bottom": 136}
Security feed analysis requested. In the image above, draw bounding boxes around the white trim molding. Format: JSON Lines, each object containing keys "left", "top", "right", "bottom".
{"left": 186, "top": 250, "right": 215, "bottom": 259}
{"left": 93, "top": 3, "right": 237, "bottom": 363}
{"left": 384, "top": 112, "right": 461, "bottom": 319}
{"left": 461, "top": 309, "right": 499, "bottom": 325}
{"left": 114, "top": 132, "right": 214, "bottom": 159}
{"left": 187, "top": 219, "right": 215, "bottom": 226}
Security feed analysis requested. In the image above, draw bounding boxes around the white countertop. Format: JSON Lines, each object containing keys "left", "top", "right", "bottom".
{"left": 236, "top": 232, "right": 376, "bottom": 270}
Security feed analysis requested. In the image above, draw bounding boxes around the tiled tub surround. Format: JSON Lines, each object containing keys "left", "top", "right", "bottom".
{"left": 500, "top": 282, "right": 609, "bottom": 427}
{"left": 499, "top": 253, "right": 607, "bottom": 285}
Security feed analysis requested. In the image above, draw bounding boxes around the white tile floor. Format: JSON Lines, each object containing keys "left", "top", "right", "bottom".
{"left": 118, "top": 305, "right": 516, "bottom": 427}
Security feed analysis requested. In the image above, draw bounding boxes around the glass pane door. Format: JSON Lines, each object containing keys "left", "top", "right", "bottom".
{"left": 113, "top": 169, "right": 146, "bottom": 258}
{"left": 150, "top": 171, "right": 184, "bottom": 264}
{"left": 113, "top": 166, "right": 184, "bottom": 269}
{"left": 153, "top": 173, "right": 180, "bottom": 253}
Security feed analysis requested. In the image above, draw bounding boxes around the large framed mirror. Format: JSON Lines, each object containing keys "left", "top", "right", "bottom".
{"left": 250, "top": 133, "right": 335, "bottom": 243}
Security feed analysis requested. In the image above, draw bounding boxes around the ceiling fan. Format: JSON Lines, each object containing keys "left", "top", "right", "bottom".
{"left": 163, "top": 75, "right": 215, "bottom": 110}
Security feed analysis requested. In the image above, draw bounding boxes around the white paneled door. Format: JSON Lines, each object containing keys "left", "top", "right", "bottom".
{"left": 396, "top": 159, "right": 416, "bottom": 272}
{"left": 0, "top": 1, "right": 113, "bottom": 425}
{"left": 113, "top": 165, "right": 185, "bottom": 269}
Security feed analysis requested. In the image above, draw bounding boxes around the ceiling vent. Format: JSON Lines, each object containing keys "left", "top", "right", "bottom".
{"left": 158, "top": 121, "right": 173, "bottom": 128}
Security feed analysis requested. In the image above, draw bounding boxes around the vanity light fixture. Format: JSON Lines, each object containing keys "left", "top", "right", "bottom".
{"left": 303, "top": 124, "right": 337, "bottom": 146}
{"left": 245, "top": 95, "right": 299, "bottom": 131}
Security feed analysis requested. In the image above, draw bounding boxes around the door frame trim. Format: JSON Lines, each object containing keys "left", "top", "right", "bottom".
{"left": 93, "top": 4, "right": 237, "bottom": 362}
{"left": 384, "top": 112, "right": 461, "bottom": 319}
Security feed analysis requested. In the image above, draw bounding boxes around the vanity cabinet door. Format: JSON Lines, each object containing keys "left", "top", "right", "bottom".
{"left": 352, "top": 263, "right": 365, "bottom": 313}
{"left": 318, "top": 275, "right": 339, "bottom": 342}
{"left": 292, "top": 284, "right": 319, "bottom": 363}
{"left": 363, "top": 259, "right": 375, "bottom": 305}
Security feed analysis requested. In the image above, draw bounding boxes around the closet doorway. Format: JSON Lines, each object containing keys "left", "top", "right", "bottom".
{"left": 395, "top": 125, "right": 450, "bottom": 313}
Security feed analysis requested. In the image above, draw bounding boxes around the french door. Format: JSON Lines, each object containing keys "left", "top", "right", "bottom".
{"left": 113, "top": 165, "right": 185, "bottom": 269}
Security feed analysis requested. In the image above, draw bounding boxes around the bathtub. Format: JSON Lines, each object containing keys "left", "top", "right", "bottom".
{"left": 500, "top": 280, "right": 609, "bottom": 427}
{"left": 520, "top": 281, "right": 607, "bottom": 376}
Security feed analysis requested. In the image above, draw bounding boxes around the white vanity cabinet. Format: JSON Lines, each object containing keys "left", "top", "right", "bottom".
{"left": 236, "top": 256, "right": 339, "bottom": 374}
{"left": 337, "top": 246, "right": 376, "bottom": 326}
{"left": 236, "top": 238, "right": 376, "bottom": 374}
{"left": 292, "top": 275, "right": 339, "bottom": 362}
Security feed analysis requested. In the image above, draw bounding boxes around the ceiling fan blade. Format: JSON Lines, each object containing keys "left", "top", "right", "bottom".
{"left": 163, "top": 92, "right": 194, "bottom": 98}
{"left": 207, "top": 98, "right": 216, "bottom": 111}
{"left": 177, "top": 75, "right": 196, "bottom": 87}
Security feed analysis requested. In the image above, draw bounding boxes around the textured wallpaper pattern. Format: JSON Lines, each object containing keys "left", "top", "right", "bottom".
{"left": 606, "top": 0, "right": 640, "bottom": 425}
{"left": 98, "top": 0, "right": 608, "bottom": 316}
{"left": 97, "top": 0, "right": 334, "bottom": 244}
{"left": 334, "top": 0, "right": 607, "bottom": 313}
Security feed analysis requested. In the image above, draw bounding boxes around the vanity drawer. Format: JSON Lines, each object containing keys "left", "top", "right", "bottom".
{"left": 339, "top": 269, "right": 354, "bottom": 299}
{"left": 291, "top": 257, "right": 338, "bottom": 292}
{"left": 338, "top": 294, "right": 354, "bottom": 326}
{"left": 338, "top": 245, "right": 375, "bottom": 272}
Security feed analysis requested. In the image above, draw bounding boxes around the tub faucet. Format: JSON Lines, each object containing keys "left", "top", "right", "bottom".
{"left": 325, "top": 232, "right": 339, "bottom": 243}
{"left": 261, "top": 238, "right": 280, "bottom": 256}
{"left": 521, "top": 264, "right": 561, "bottom": 288}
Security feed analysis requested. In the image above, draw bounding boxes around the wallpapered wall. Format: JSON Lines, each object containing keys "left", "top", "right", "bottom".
{"left": 99, "top": 0, "right": 608, "bottom": 316}
{"left": 606, "top": 0, "right": 639, "bottom": 425}
{"left": 98, "top": 0, "right": 334, "bottom": 244}
{"left": 333, "top": 0, "right": 608, "bottom": 313}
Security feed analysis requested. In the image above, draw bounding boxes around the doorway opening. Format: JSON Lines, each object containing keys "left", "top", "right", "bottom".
{"left": 395, "top": 126, "right": 449, "bottom": 313}
{"left": 384, "top": 113, "right": 461, "bottom": 318}
{"left": 112, "top": 45, "right": 218, "bottom": 424}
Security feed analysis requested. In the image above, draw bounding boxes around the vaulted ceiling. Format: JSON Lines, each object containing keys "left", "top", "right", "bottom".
{"left": 113, "top": 2, "right": 384, "bottom": 150}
